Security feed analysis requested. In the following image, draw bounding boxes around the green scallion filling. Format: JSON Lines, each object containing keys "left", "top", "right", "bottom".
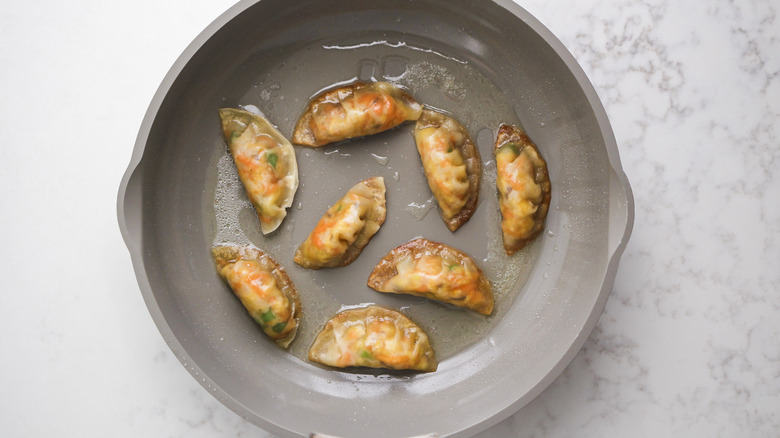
{"left": 502, "top": 143, "right": 520, "bottom": 155}
{"left": 260, "top": 309, "right": 275, "bottom": 323}
{"left": 266, "top": 152, "right": 278, "bottom": 169}
{"left": 272, "top": 321, "right": 288, "bottom": 333}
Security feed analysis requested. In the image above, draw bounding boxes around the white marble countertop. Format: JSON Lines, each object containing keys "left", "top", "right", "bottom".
{"left": 1, "top": 0, "right": 777, "bottom": 436}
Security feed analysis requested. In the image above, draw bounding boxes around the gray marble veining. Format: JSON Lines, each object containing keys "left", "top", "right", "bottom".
{"left": 485, "top": 1, "right": 780, "bottom": 436}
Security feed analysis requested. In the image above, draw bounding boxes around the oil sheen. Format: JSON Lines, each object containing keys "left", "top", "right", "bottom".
{"left": 211, "top": 34, "right": 541, "bottom": 365}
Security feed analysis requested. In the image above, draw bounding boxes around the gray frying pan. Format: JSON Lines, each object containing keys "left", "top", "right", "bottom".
{"left": 117, "top": 0, "right": 634, "bottom": 436}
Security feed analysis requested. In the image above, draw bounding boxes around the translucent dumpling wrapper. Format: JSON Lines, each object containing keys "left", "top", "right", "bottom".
{"left": 219, "top": 108, "right": 299, "bottom": 234}
{"left": 367, "top": 238, "right": 494, "bottom": 315}
{"left": 494, "top": 123, "right": 551, "bottom": 254}
{"left": 308, "top": 306, "right": 436, "bottom": 372}
{"left": 212, "top": 245, "right": 301, "bottom": 348}
{"left": 292, "top": 81, "right": 423, "bottom": 147}
{"left": 413, "top": 109, "right": 482, "bottom": 231}
{"left": 294, "top": 177, "right": 386, "bottom": 269}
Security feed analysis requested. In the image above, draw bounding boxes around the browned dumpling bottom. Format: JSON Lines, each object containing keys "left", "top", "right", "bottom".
{"left": 494, "top": 123, "right": 551, "bottom": 254}
{"left": 368, "top": 238, "right": 494, "bottom": 315}
{"left": 308, "top": 306, "right": 436, "bottom": 372}
{"left": 212, "top": 245, "right": 301, "bottom": 348}
{"left": 294, "top": 177, "right": 387, "bottom": 269}
{"left": 293, "top": 81, "right": 422, "bottom": 147}
{"left": 413, "top": 109, "right": 481, "bottom": 231}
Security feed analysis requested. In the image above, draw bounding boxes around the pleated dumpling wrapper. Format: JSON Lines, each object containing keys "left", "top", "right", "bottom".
{"left": 308, "top": 306, "right": 436, "bottom": 372}
{"left": 494, "top": 123, "right": 551, "bottom": 254}
{"left": 367, "top": 238, "right": 494, "bottom": 315}
{"left": 413, "top": 109, "right": 482, "bottom": 231}
{"left": 212, "top": 245, "right": 301, "bottom": 348}
{"left": 294, "top": 177, "right": 386, "bottom": 269}
{"left": 219, "top": 108, "right": 299, "bottom": 234}
{"left": 292, "top": 81, "right": 423, "bottom": 147}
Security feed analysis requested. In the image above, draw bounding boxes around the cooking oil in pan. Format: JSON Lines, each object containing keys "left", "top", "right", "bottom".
{"left": 211, "top": 34, "right": 543, "bottom": 365}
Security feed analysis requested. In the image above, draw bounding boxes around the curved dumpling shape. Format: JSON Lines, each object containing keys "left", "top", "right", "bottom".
{"left": 292, "top": 81, "right": 423, "bottom": 147}
{"left": 413, "top": 109, "right": 482, "bottom": 231}
{"left": 494, "top": 123, "right": 551, "bottom": 254}
{"left": 367, "top": 238, "right": 494, "bottom": 315}
{"left": 219, "top": 108, "right": 299, "bottom": 235}
{"left": 212, "top": 245, "right": 301, "bottom": 348}
{"left": 308, "top": 306, "right": 436, "bottom": 372}
{"left": 294, "top": 177, "right": 386, "bottom": 269}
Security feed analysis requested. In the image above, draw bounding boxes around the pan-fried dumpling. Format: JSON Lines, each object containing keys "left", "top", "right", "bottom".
{"left": 212, "top": 245, "right": 301, "bottom": 348}
{"left": 292, "top": 81, "right": 422, "bottom": 147}
{"left": 294, "top": 177, "right": 386, "bottom": 269}
{"left": 494, "top": 123, "right": 551, "bottom": 254}
{"left": 308, "top": 306, "right": 436, "bottom": 372}
{"left": 367, "top": 238, "right": 494, "bottom": 315}
{"left": 219, "top": 108, "right": 299, "bottom": 234}
{"left": 413, "top": 109, "right": 481, "bottom": 231}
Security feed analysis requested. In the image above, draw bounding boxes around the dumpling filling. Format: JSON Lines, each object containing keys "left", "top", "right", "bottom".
{"left": 414, "top": 109, "right": 481, "bottom": 231}
{"left": 212, "top": 245, "right": 301, "bottom": 348}
{"left": 368, "top": 238, "right": 494, "bottom": 315}
{"left": 293, "top": 82, "right": 422, "bottom": 147}
{"left": 494, "top": 123, "right": 551, "bottom": 254}
{"left": 219, "top": 108, "right": 298, "bottom": 234}
{"left": 294, "top": 177, "right": 386, "bottom": 269}
{"left": 308, "top": 306, "right": 436, "bottom": 372}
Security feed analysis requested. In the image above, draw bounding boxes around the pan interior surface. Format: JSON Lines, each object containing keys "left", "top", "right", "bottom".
{"left": 122, "top": 0, "right": 629, "bottom": 437}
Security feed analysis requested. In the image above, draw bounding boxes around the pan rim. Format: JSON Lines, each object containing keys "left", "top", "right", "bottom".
{"left": 117, "top": 1, "right": 634, "bottom": 436}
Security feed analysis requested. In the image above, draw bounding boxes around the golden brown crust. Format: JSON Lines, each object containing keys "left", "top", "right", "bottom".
{"left": 293, "top": 177, "right": 386, "bottom": 269}
{"left": 212, "top": 245, "right": 301, "bottom": 348}
{"left": 308, "top": 305, "right": 437, "bottom": 372}
{"left": 414, "top": 109, "right": 482, "bottom": 232}
{"left": 292, "top": 82, "right": 422, "bottom": 147}
{"left": 494, "top": 123, "right": 551, "bottom": 254}
{"left": 367, "top": 238, "right": 494, "bottom": 315}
